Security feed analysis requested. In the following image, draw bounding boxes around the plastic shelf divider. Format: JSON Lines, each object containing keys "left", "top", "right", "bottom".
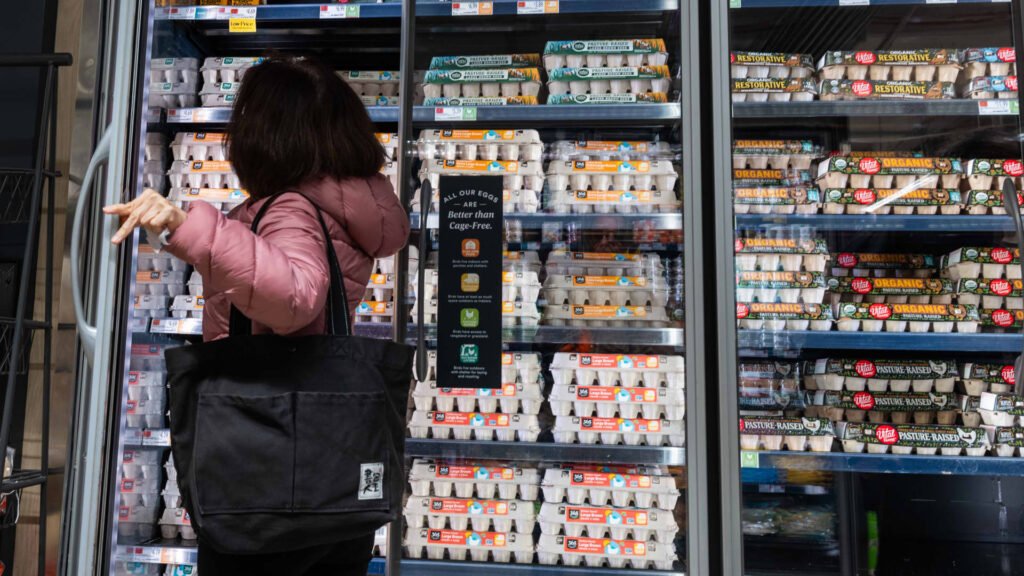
{"left": 406, "top": 439, "right": 686, "bottom": 465}
{"left": 733, "top": 99, "right": 1019, "bottom": 118}
{"left": 743, "top": 451, "right": 1024, "bottom": 477}
{"left": 736, "top": 214, "right": 1017, "bottom": 232}
{"left": 738, "top": 331, "right": 1024, "bottom": 352}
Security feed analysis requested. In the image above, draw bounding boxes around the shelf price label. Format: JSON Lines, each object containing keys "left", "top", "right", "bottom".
{"left": 925, "top": 0, "right": 956, "bottom": 3}
{"left": 320, "top": 5, "right": 361, "bottom": 19}
{"left": 838, "top": 0, "right": 870, "bottom": 5}
{"left": 979, "top": 100, "right": 1020, "bottom": 115}
{"left": 452, "top": 2, "right": 494, "bottom": 16}
{"left": 517, "top": 1, "right": 558, "bottom": 14}
{"left": 166, "top": 108, "right": 193, "bottom": 123}
{"left": 740, "top": 451, "right": 760, "bottom": 468}
{"left": 434, "top": 107, "right": 478, "bottom": 121}
{"left": 166, "top": 6, "right": 197, "bottom": 20}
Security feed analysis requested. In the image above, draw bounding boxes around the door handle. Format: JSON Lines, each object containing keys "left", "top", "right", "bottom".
{"left": 415, "top": 180, "right": 431, "bottom": 382}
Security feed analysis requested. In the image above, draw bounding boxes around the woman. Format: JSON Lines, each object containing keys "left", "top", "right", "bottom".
{"left": 105, "top": 56, "right": 409, "bottom": 575}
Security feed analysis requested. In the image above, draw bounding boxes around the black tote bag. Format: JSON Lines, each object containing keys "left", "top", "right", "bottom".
{"left": 165, "top": 192, "right": 413, "bottom": 554}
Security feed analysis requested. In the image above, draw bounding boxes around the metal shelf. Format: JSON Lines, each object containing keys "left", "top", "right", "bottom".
{"left": 736, "top": 214, "right": 1016, "bottom": 232}
{"left": 401, "top": 559, "right": 684, "bottom": 576}
{"left": 733, "top": 99, "right": 1018, "bottom": 118}
{"left": 404, "top": 324, "right": 685, "bottom": 347}
{"left": 407, "top": 439, "right": 686, "bottom": 465}
{"left": 113, "top": 540, "right": 197, "bottom": 565}
{"left": 411, "top": 212, "right": 683, "bottom": 230}
{"left": 738, "top": 330, "right": 1024, "bottom": 353}
{"left": 742, "top": 450, "right": 1024, "bottom": 477}
{"left": 733, "top": 0, "right": 1007, "bottom": 6}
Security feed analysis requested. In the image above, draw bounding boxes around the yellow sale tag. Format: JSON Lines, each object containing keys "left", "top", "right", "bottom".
{"left": 229, "top": 17, "right": 256, "bottom": 33}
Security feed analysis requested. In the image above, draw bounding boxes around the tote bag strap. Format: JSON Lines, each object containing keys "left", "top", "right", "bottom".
{"left": 228, "top": 191, "right": 351, "bottom": 337}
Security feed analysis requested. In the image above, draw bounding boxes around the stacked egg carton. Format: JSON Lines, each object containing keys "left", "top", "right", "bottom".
{"left": 979, "top": 391, "right": 1024, "bottom": 457}
{"left": 143, "top": 133, "right": 167, "bottom": 195}
{"left": 134, "top": 245, "right": 189, "bottom": 327}
{"left": 405, "top": 459, "right": 539, "bottom": 562}
{"left": 200, "top": 56, "right": 261, "bottom": 108}
{"left": 960, "top": 48, "right": 1017, "bottom": 99}
{"left": 818, "top": 50, "right": 960, "bottom": 101}
{"left": 740, "top": 416, "right": 835, "bottom": 452}
{"left": 424, "top": 55, "right": 540, "bottom": 106}
{"left": 339, "top": 70, "right": 401, "bottom": 106}
{"left": 158, "top": 454, "right": 196, "bottom": 540}
{"left": 942, "top": 247, "right": 1019, "bottom": 331}
{"left": 537, "top": 465, "right": 679, "bottom": 569}
{"left": 408, "top": 351, "right": 543, "bottom": 442}
{"left": 817, "top": 155, "right": 964, "bottom": 215}
{"left": 413, "top": 158, "right": 544, "bottom": 214}
{"left": 739, "top": 361, "right": 803, "bottom": 416}
{"left": 148, "top": 57, "right": 198, "bottom": 109}
{"left": 543, "top": 39, "right": 671, "bottom": 105}
{"left": 730, "top": 52, "right": 816, "bottom": 102}
{"left": 836, "top": 420, "right": 989, "bottom": 455}
{"left": 548, "top": 353, "right": 685, "bottom": 447}
{"left": 549, "top": 139, "right": 674, "bottom": 162}
{"left": 546, "top": 145, "right": 680, "bottom": 214}
{"left": 732, "top": 140, "right": 821, "bottom": 214}
{"left": 117, "top": 448, "right": 162, "bottom": 540}
{"left": 963, "top": 159, "right": 1024, "bottom": 215}
{"left": 734, "top": 235, "right": 833, "bottom": 331}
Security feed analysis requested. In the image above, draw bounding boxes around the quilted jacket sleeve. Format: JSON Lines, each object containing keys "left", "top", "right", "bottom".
{"left": 164, "top": 196, "right": 329, "bottom": 335}
{"left": 342, "top": 173, "right": 409, "bottom": 259}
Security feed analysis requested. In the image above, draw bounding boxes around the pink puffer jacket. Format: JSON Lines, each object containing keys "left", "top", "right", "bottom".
{"left": 165, "top": 173, "right": 408, "bottom": 342}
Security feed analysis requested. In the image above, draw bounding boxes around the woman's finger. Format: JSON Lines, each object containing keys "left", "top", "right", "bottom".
{"left": 111, "top": 212, "right": 141, "bottom": 244}
{"left": 102, "top": 203, "right": 131, "bottom": 215}
{"left": 138, "top": 202, "right": 165, "bottom": 228}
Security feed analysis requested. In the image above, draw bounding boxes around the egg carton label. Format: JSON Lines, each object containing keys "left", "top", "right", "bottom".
{"left": 563, "top": 536, "right": 647, "bottom": 556}
{"left": 427, "top": 529, "right": 508, "bottom": 547}
{"left": 732, "top": 78, "right": 817, "bottom": 94}
{"left": 130, "top": 344, "right": 163, "bottom": 356}
{"left": 740, "top": 416, "right": 835, "bottom": 436}
{"left": 839, "top": 302, "right": 979, "bottom": 322}
{"left": 356, "top": 301, "right": 392, "bottom": 316}
{"left": 574, "top": 353, "right": 663, "bottom": 369}
{"left": 339, "top": 70, "right": 399, "bottom": 82}
{"left": 568, "top": 275, "right": 649, "bottom": 287}
{"left": 815, "top": 390, "right": 955, "bottom": 411}
{"left": 151, "top": 81, "right": 197, "bottom": 94}
{"left": 573, "top": 386, "right": 660, "bottom": 403}
{"left": 547, "top": 93, "right": 668, "bottom": 105}
{"left": 430, "top": 54, "right": 541, "bottom": 70}
{"left": 980, "top": 393, "right": 1024, "bottom": 414}
{"left": 433, "top": 383, "right": 518, "bottom": 397}
{"left": 811, "top": 358, "right": 958, "bottom": 379}
{"left": 566, "top": 190, "right": 661, "bottom": 204}
{"left": 436, "top": 130, "right": 520, "bottom": 142}
{"left": 963, "top": 363, "right": 1016, "bottom": 384}
{"left": 839, "top": 422, "right": 987, "bottom": 448}
{"left": 424, "top": 68, "right": 541, "bottom": 83}
{"left": 964, "top": 48, "right": 1016, "bottom": 64}
{"left": 946, "top": 247, "right": 1020, "bottom": 266}
{"left": 569, "top": 140, "right": 653, "bottom": 152}
{"left": 740, "top": 362, "right": 797, "bottom": 379}
{"left": 737, "top": 302, "right": 832, "bottom": 321}
{"left": 737, "top": 271, "right": 824, "bottom": 289}
{"left": 731, "top": 52, "right": 814, "bottom": 68}
{"left": 739, "top": 383, "right": 803, "bottom": 411}
{"left": 183, "top": 160, "right": 233, "bottom": 173}
{"left": 966, "top": 158, "right": 1024, "bottom": 177}
{"left": 822, "top": 156, "right": 962, "bottom": 176}
{"left": 548, "top": 66, "right": 670, "bottom": 81}
{"left": 430, "top": 412, "right": 510, "bottom": 427}
{"left": 569, "top": 471, "right": 653, "bottom": 488}
{"left": 440, "top": 159, "right": 520, "bottom": 173}
{"left": 733, "top": 139, "right": 818, "bottom": 155}
{"left": 173, "top": 188, "right": 248, "bottom": 203}
{"left": 991, "top": 427, "right": 1024, "bottom": 447}
{"left": 368, "top": 274, "right": 393, "bottom": 286}
{"left": 544, "top": 39, "right": 667, "bottom": 55}
{"left": 174, "top": 132, "right": 226, "bottom": 144}
{"left": 570, "top": 305, "right": 647, "bottom": 318}
{"left": 734, "top": 187, "right": 820, "bottom": 205}
{"left": 966, "top": 76, "right": 1018, "bottom": 94}
{"left": 435, "top": 464, "right": 516, "bottom": 480}
{"left": 966, "top": 190, "right": 1023, "bottom": 210}
{"left": 733, "top": 169, "right": 813, "bottom": 186}
{"left": 566, "top": 160, "right": 652, "bottom": 173}
{"left": 559, "top": 252, "right": 643, "bottom": 263}
{"left": 429, "top": 498, "right": 511, "bottom": 515}
{"left": 827, "top": 277, "right": 953, "bottom": 296}
{"left": 818, "top": 49, "right": 962, "bottom": 68}
{"left": 823, "top": 188, "right": 960, "bottom": 206}
{"left": 564, "top": 506, "right": 649, "bottom": 525}
{"left": 832, "top": 252, "right": 934, "bottom": 270}
{"left": 575, "top": 416, "right": 663, "bottom": 433}
{"left": 735, "top": 237, "right": 828, "bottom": 254}
{"left": 424, "top": 96, "right": 539, "bottom": 106}
{"left": 958, "top": 278, "right": 1023, "bottom": 297}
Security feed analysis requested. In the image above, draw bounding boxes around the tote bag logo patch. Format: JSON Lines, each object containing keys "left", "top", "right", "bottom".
{"left": 359, "top": 463, "right": 385, "bottom": 500}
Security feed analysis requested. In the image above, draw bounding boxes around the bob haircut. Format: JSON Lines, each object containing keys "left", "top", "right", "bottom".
{"left": 227, "top": 56, "right": 385, "bottom": 199}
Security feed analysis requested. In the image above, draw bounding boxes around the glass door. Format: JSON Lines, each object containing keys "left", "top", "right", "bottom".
{"left": 714, "top": 2, "right": 1024, "bottom": 575}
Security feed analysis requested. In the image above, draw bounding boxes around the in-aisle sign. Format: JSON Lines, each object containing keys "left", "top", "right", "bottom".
{"left": 434, "top": 107, "right": 478, "bottom": 121}
{"left": 437, "top": 175, "right": 503, "bottom": 389}
{"left": 320, "top": 5, "right": 361, "bottom": 18}
{"left": 452, "top": 2, "right": 494, "bottom": 15}
{"left": 978, "top": 100, "right": 1020, "bottom": 115}
{"left": 517, "top": 1, "right": 559, "bottom": 14}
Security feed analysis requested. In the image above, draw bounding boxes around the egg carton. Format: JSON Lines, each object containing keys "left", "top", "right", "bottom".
{"left": 549, "top": 352, "right": 684, "bottom": 390}
{"left": 942, "top": 247, "right": 1021, "bottom": 281}
{"left": 734, "top": 186, "right": 821, "bottom": 214}
{"left": 963, "top": 48, "right": 1016, "bottom": 77}
{"left": 734, "top": 238, "right": 829, "bottom": 273}
{"left": 200, "top": 56, "right": 261, "bottom": 85}
{"left": 162, "top": 482, "right": 182, "bottom": 509}
{"left": 806, "top": 390, "right": 959, "bottom": 425}
{"left": 548, "top": 188, "right": 681, "bottom": 214}
{"left": 373, "top": 133, "right": 398, "bottom": 162}
{"left": 416, "top": 129, "right": 542, "bottom": 162}
{"left": 409, "top": 460, "right": 540, "bottom": 500}
{"left": 837, "top": 421, "right": 988, "bottom": 455}
{"left": 133, "top": 295, "right": 169, "bottom": 319}
{"left": 819, "top": 79, "right": 955, "bottom": 101}
{"left": 955, "top": 278, "right": 1023, "bottom": 309}
{"left": 821, "top": 188, "right": 962, "bottom": 215}
{"left": 826, "top": 277, "right": 955, "bottom": 305}
{"left": 817, "top": 156, "right": 963, "bottom": 190}
{"left": 431, "top": 54, "right": 541, "bottom": 71}
{"left": 422, "top": 69, "right": 542, "bottom": 100}
{"left": 962, "top": 75, "right": 1017, "bottom": 99}
{"left": 115, "top": 521, "right": 158, "bottom": 540}
{"left": 542, "top": 39, "right": 668, "bottom": 70}
{"left": 355, "top": 300, "right": 394, "bottom": 324}
{"left": 807, "top": 358, "right": 958, "bottom": 393}
{"left": 732, "top": 139, "right": 819, "bottom": 171}
{"left": 961, "top": 395, "right": 983, "bottom": 428}
{"left": 835, "top": 302, "right": 980, "bottom": 333}
{"left": 170, "top": 295, "right": 203, "bottom": 320}
{"left": 129, "top": 343, "right": 168, "bottom": 372}
{"left": 119, "top": 491, "right": 161, "bottom": 510}
{"left": 736, "top": 270, "right": 825, "bottom": 304}
{"left": 549, "top": 384, "right": 685, "bottom": 420}
{"left": 731, "top": 52, "right": 813, "bottom": 78}
{"left": 739, "top": 416, "right": 836, "bottom": 452}
{"left": 546, "top": 160, "right": 677, "bottom": 194}
{"left": 423, "top": 96, "right": 540, "bottom": 106}
{"left": 337, "top": 70, "right": 400, "bottom": 97}
{"left": 123, "top": 447, "right": 161, "bottom": 469}
{"left": 552, "top": 415, "right": 684, "bottom": 447}
{"left": 134, "top": 270, "right": 187, "bottom": 297}
{"left": 544, "top": 303, "right": 670, "bottom": 328}
{"left": 164, "top": 566, "right": 195, "bottom": 576}
{"left": 537, "top": 534, "right": 676, "bottom": 570}
{"left": 126, "top": 382, "right": 164, "bottom": 404}
{"left": 550, "top": 140, "right": 669, "bottom": 162}
{"left": 961, "top": 363, "right": 1016, "bottom": 396}
{"left": 118, "top": 501, "right": 160, "bottom": 524}
{"left": 818, "top": 50, "right": 961, "bottom": 81}
{"left": 159, "top": 507, "right": 197, "bottom": 540}
{"left": 199, "top": 81, "right": 239, "bottom": 108}
{"left": 167, "top": 160, "right": 239, "bottom": 189}
{"left": 548, "top": 93, "right": 670, "bottom": 105}
{"left": 830, "top": 252, "right": 935, "bottom": 278}
{"left": 405, "top": 527, "right": 534, "bottom": 563}
{"left": 987, "top": 426, "right": 1024, "bottom": 457}
{"left": 547, "top": 66, "right": 672, "bottom": 96}
{"left": 404, "top": 496, "right": 536, "bottom": 532}
{"left": 538, "top": 502, "right": 678, "bottom": 543}
{"left": 979, "top": 392, "right": 1024, "bottom": 427}
{"left": 186, "top": 272, "right": 202, "bottom": 298}
{"left": 964, "top": 158, "right": 1024, "bottom": 191}
{"left": 543, "top": 274, "right": 669, "bottom": 307}
{"left": 120, "top": 470, "right": 161, "bottom": 496}
{"left": 120, "top": 457, "right": 161, "bottom": 486}
{"left": 734, "top": 168, "right": 815, "bottom": 188}
{"left": 168, "top": 188, "right": 247, "bottom": 214}
{"left": 739, "top": 369, "right": 804, "bottom": 413}
{"left": 148, "top": 82, "right": 198, "bottom": 108}
{"left": 545, "top": 251, "right": 664, "bottom": 277}
{"left": 731, "top": 78, "right": 817, "bottom": 102}
{"left": 419, "top": 159, "right": 544, "bottom": 192}
{"left": 127, "top": 396, "right": 167, "bottom": 428}
{"left": 362, "top": 273, "right": 396, "bottom": 303}
{"left": 115, "top": 562, "right": 161, "bottom": 576}
{"left": 985, "top": 309, "right": 1024, "bottom": 333}
{"left": 412, "top": 380, "right": 544, "bottom": 414}
{"left": 541, "top": 465, "right": 678, "bottom": 508}
{"left": 143, "top": 134, "right": 167, "bottom": 164}
{"left": 408, "top": 410, "right": 541, "bottom": 442}
{"left": 169, "top": 132, "right": 225, "bottom": 162}
{"left": 736, "top": 302, "right": 833, "bottom": 331}
{"left": 964, "top": 189, "right": 1024, "bottom": 215}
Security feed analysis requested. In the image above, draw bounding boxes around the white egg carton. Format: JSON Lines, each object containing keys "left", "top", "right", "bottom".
{"left": 159, "top": 507, "right": 197, "bottom": 540}
{"left": 548, "top": 383, "right": 684, "bottom": 420}
{"left": 127, "top": 396, "right": 166, "bottom": 428}
{"left": 502, "top": 270, "right": 543, "bottom": 303}
{"left": 551, "top": 139, "right": 673, "bottom": 161}
{"left": 412, "top": 380, "right": 544, "bottom": 414}
{"left": 543, "top": 274, "right": 669, "bottom": 307}
{"left": 987, "top": 426, "right": 1024, "bottom": 457}
{"left": 170, "top": 295, "right": 203, "bottom": 320}
{"left": 818, "top": 50, "right": 961, "bottom": 82}
{"left": 408, "top": 410, "right": 541, "bottom": 442}
{"left": 543, "top": 39, "right": 668, "bottom": 70}
{"left": 418, "top": 158, "right": 544, "bottom": 194}
{"left": 120, "top": 464, "right": 161, "bottom": 495}
{"left": 835, "top": 302, "right": 980, "bottom": 333}
{"left": 538, "top": 502, "right": 678, "bottom": 543}
{"left": 417, "top": 129, "right": 542, "bottom": 162}
{"left": 739, "top": 367, "right": 803, "bottom": 413}
{"left": 808, "top": 358, "right": 958, "bottom": 393}
{"left": 547, "top": 65, "right": 672, "bottom": 97}
{"left": 736, "top": 270, "right": 826, "bottom": 304}
{"left": 170, "top": 131, "right": 227, "bottom": 162}
{"left": 837, "top": 422, "right": 988, "bottom": 455}
{"left": 544, "top": 303, "right": 670, "bottom": 328}
{"left": 422, "top": 68, "right": 542, "bottom": 100}
{"left": 736, "top": 302, "right": 833, "bottom": 331}
{"left": 545, "top": 251, "right": 663, "bottom": 277}
{"left": 979, "top": 392, "right": 1024, "bottom": 427}
{"left": 338, "top": 70, "right": 400, "bottom": 97}
{"left": 956, "top": 278, "right": 1023, "bottom": 308}
{"left": 168, "top": 187, "right": 248, "bottom": 213}
{"left": 167, "top": 160, "right": 239, "bottom": 189}
{"left": 731, "top": 78, "right": 816, "bottom": 102}
{"left": 537, "top": 534, "right": 675, "bottom": 570}
{"left": 126, "top": 381, "right": 164, "bottom": 404}
{"left": 546, "top": 159, "right": 678, "bottom": 194}
{"left": 549, "top": 93, "right": 671, "bottom": 105}
{"left": 162, "top": 479, "right": 182, "bottom": 509}
{"left": 734, "top": 168, "right": 814, "bottom": 189}
{"left": 404, "top": 496, "right": 536, "bottom": 532}
{"left": 552, "top": 415, "right": 684, "bottom": 446}
{"left": 822, "top": 187, "right": 962, "bottom": 215}
{"left": 739, "top": 416, "right": 836, "bottom": 452}
{"left": 187, "top": 271, "right": 202, "bottom": 297}
{"left": 151, "top": 57, "right": 199, "bottom": 83}
{"left": 355, "top": 300, "right": 394, "bottom": 324}
{"left": 961, "top": 363, "right": 1016, "bottom": 396}
{"left": 144, "top": 133, "right": 167, "bottom": 162}
{"left": 731, "top": 52, "right": 814, "bottom": 79}
{"left": 550, "top": 352, "right": 684, "bottom": 389}
{"left": 540, "top": 466, "right": 679, "bottom": 509}
{"left": 817, "top": 156, "right": 963, "bottom": 190}
{"left": 118, "top": 501, "right": 160, "bottom": 524}
{"left": 164, "top": 565, "right": 195, "bottom": 576}
{"left": 830, "top": 252, "right": 935, "bottom": 278}
{"left": 734, "top": 237, "right": 829, "bottom": 273}
{"left": 148, "top": 81, "right": 198, "bottom": 108}
{"left": 942, "top": 247, "right": 1021, "bottom": 281}
{"left": 362, "top": 273, "right": 396, "bottom": 303}
{"left": 963, "top": 48, "right": 1016, "bottom": 77}
{"left": 733, "top": 187, "right": 820, "bottom": 215}
{"left": 962, "top": 395, "right": 983, "bottom": 428}
{"left": 826, "top": 277, "right": 955, "bottom": 305}
{"left": 806, "top": 390, "right": 959, "bottom": 425}
{"left": 134, "top": 270, "right": 187, "bottom": 297}
{"left": 963, "top": 75, "right": 1017, "bottom": 99}
{"left": 409, "top": 460, "right": 541, "bottom": 500}
{"left": 199, "top": 81, "right": 239, "bottom": 108}
{"left": 423, "top": 96, "right": 540, "bottom": 106}
{"left": 362, "top": 95, "right": 400, "bottom": 106}
{"left": 964, "top": 159, "right": 1024, "bottom": 191}
{"left": 201, "top": 56, "right": 261, "bottom": 84}
{"left": 732, "top": 139, "right": 819, "bottom": 170}
{"left": 115, "top": 561, "right": 161, "bottom": 576}
{"left": 405, "top": 527, "right": 534, "bottom": 563}
{"left": 133, "top": 294, "right": 169, "bottom": 318}
{"left": 547, "top": 187, "right": 680, "bottom": 214}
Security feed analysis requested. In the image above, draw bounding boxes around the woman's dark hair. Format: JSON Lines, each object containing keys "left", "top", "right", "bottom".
{"left": 227, "top": 55, "right": 385, "bottom": 199}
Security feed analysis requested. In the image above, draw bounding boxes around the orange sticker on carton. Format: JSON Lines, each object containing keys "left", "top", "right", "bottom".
{"left": 427, "top": 529, "right": 507, "bottom": 547}
{"left": 564, "top": 252, "right": 642, "bottom": 262}
{"left": 187, "top": 160, "right": 232, "bottom": 173}
{"left": 437, "top": 384, "right": 517, "bottom": 397}
{"left": 442, "top": 159, "right": 518, "bottom": 172}
{"left": 564, "top": 536, "right": 647, "bottom": 556}
{"left": 571, "top": 190, "right": 656, "bottom": 203}
{"left": 439, "top": 130, "right": 517, "bottom": 141}
{"left": 430, "top": 412, "right": 509, "bottom": 427}
{"left": 435, "top": 464, "right": 515, "bottom": 480}
{"left": 570, "top": 275, "right": 647, "bottom": 287}
{"left": 579, "top": 416, "right": 662, "bottom": 432}
{"left": 429, "top": 498, "right": 509, "bottom": 516}
{"left": 571, "top": 160, "right": 650, "bottom": 173}
{"left": 569, "top": 470, "right": 653, "bottom": 488}
{"left": 573, "top": 141, "right": 650, "bottom": 153}
{"left": 565, "top": 506, "right": 649, "bottom": 526}
{"left": 571, "top": 305, "right": 646, "bottom": 318}
{"left": 577, "top": 354, "right": 660, "bottom": 369}
{"left": 576, "top": 386, "right": 658, "bottom": 403}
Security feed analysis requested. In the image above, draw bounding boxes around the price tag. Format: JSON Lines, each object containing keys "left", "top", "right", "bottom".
{"left": 740, "top": 451, "right": 760, "bottom": 468}
{"left": 153, "top": 7, "right": 170, "bottom": 19}
{"left": 978, "top": 100, "right": 1020, "bottom": 115}
{"left": 452, "top": 2, "right": 494, "bottom": 16}
{"left": 123, "top": 547, "right": 162, "bottom": 564}
{"left": 166, "top": 6, "right": 197, "bottom": 20}
{"left": 434, "top": 107, "right": 478, "bottom": 121}
{"left": 729, "top": 0, "right": 742, "bottom": 6}
{"left": 142, "top": 428, "right": 172, "bottom": 447}
{"left": 516, "top": 0, "right": 558, "bottom": 14}
{"left": 320, "top": 5, "right": 361, "bottom": 18}
{"left": 229, "top": 16, "right": 257, "bottom": 33}
{"left": 166, "top": 108, "right": 193, "bottom": 123}
{"left": 838, "top": 0, "right": 869, "bottom": 5}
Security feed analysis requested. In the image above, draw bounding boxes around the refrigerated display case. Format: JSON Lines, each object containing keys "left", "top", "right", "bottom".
{"left": 62, "top": 1, "right": 708, "bottom": 576}
{"left": 712, "top": 3, "right": 1024, "bottom": 575}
